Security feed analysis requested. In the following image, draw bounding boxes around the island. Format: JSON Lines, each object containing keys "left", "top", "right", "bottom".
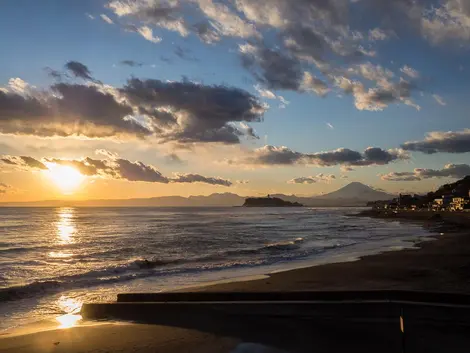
{"left": 243, "top": 196, "right": 303, "bottom": 207}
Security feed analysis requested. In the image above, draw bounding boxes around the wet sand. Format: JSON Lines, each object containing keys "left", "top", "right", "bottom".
{"left": 2, "top": 210, "right": 470, "bottom": 353}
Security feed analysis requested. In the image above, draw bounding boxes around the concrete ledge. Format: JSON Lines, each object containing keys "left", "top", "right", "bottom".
{"left": 116, "top": 290, "right": 470, "bottom": 305}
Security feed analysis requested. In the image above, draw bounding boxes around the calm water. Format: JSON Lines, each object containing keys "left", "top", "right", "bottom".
{"left": 0, "top": 207, "right": 434, "bottom": 330}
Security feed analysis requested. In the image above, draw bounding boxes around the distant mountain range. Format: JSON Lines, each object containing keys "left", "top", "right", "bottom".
{"left": 0, "top": 182, "right": 396, "bottom": 207}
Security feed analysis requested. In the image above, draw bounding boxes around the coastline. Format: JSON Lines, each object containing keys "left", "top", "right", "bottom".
{"left": 194, "top": 210, "right": 470, "bottom": 293}
{"left": 2, "top": 210, "right": 470, "bottom": 352}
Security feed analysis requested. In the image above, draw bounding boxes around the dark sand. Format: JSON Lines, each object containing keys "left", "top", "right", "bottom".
{"left": 2, "top": 210, "right": 470, "bottom": 353}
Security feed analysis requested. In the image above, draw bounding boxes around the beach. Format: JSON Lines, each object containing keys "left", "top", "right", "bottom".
{"left": 2, "top": 211, "right": 470, "bottom": 352}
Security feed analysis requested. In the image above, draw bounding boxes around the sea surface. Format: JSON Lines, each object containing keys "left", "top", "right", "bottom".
{"left": 0, "top": 206, "right": 435, "bottom": 331}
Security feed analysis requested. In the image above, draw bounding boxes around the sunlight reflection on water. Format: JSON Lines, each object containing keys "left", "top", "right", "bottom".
{"left": 56, "top": 208, "right": 76, "bottom": 245}
{"left": 56, "top": 314, "right": 82, "bottom": 329}
{"left": 56, "top": 295, "right": 83, "bottom": 329}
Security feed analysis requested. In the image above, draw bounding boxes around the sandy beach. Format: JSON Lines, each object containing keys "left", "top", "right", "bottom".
{"left": 2, "top": 211, "right": 470, "bottom": 353}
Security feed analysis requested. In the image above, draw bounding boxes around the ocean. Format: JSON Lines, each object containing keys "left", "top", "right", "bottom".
{"left": 0, "top": 206, "right": 434, "bottom": 331}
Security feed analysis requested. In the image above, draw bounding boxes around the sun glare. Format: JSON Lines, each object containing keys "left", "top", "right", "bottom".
{"left": 46, "top": 164, "right": 85, "bottom": 193}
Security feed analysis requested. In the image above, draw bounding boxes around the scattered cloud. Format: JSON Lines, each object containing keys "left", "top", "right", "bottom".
{"left": 288, "top": 173, "right": 336, "bottom": 184}
{"left": 120, "top": 60, "right": 143, "bottom": 67}
{"left": 121, "top": 76, "right": 265, "bottom": 144}
{"left": 236, "top": 180, "right": 249, "bottom": 184}
{"left": 136, "top": 26, "right": 162, "bottom": 43}
{"left": 95, "top": 149, "right": 119, "bottom": 159}
{"left": 402, "top": 129, "right": 470, "bottom": 154}
{"left": 86, "top": 13, "right": 95, "bottom": 20}
{"left": 421, "top": 0, "right": 470, "bottom": 44}
{"left": 433, "top": 94, "right": 446, "bottom": 106}
{"left": 174, "top": 46, "right": 197, "bottom": 61}
{"left": 171, "top": 173, "right": 232, "bottom": 186}
{"left": 326, "top": 122, "right": 334, "bottom": 130}
{"left": 3, "top": 154, "right": 232, "bottom": 186}
{"left": 107, "top": 0, "right": 189, "bottom": 37}
{"left": 340, "top": 165, "right": 354, "bottom": 173}
{"left": 0, "top": 62, "right": 265, "bottom": 144}
{"left": 227, "top": 145, "right": 409, "bottom": 167}
{"left": 99, "top": 0, "right": 447, "bottom": 112}
{"left": 368, "top": 28, "right": 390, "bottom": 41}
{"left": 333, "top": 73, "right": 420, "bottom": 112}
{"left": 65, "top": 61, "right": 96, "bottom": 81}
{"left": 164, "top": 153, "right": 185, "bottom": 165}
{"left": 400, "top": 65, "right": 420, "bottom": 79}
{"left": 0, "top": 182, "right": 13, "bottom": 195}
{"left": 381, "top": 164, "right": 470, "bottom": 181}
{"left": 1, "top": 155, "right": 48, "bottom": 170}
{"left": 380, "top": 171, "right": 422, "bottom": 182}
{"left": 253, "top": 84, "right": 289, "bottom": 109}
{"left": 100, "top": 14, "right": 114, "bottom": 24}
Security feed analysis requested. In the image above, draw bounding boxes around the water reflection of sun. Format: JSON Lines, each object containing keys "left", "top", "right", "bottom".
{"left": 56, "top": 295, "right": 83, "bottom": 329}
{"left": 56, "top": 208, "right": 76, "bottom": 244}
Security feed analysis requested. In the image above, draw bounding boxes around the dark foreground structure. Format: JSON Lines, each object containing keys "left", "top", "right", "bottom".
{"left": 82, "top": 291, "right": 470, "bottom": 353}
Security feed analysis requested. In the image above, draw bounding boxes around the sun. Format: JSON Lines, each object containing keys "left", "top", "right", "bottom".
{"left": 45, "top": 164, "right": 85, "bottom": 193}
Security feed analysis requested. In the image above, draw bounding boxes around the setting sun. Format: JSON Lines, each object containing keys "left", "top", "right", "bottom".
{"left": 45, "top": 164, "right": 85, "bottom": 193}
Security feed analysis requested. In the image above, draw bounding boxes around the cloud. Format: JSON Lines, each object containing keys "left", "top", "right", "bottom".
{"left": 99, "top": 0, "right": 437, "bottom": 111}
{"left": 433, "top": 94, "right": 446, "bottom": 106}
{"left": 400, "top": 65, "right": 420, "bottom": 79}
{"left": 326, "top": 122, "right": 334, "bottom": 130}
{"left": 415, "top": 164, "right": 470, "bottom": 179}
{"left": 98, "top": 0, "right": 463, "bottom": 112}
{"left": 368, "top": 28, "right": 390, "bottom": 41}
{"left": 95, "top": 149, "right": 119, "bottom": 159}
{"left": 107, "top": 0, "right": 189, "bottom": 37}
{"left": 288, "top": 173, "right": 336, "bottom": 184}
{"left": 65, "top": 61, "right": 96, "bottom": 81}
{"left": 5, "top": 154, "right": 232, "bottom": 187}
{"left": 381, "top": 164, "right": 470, "bottom": 181}
{"left": 333, "top": 72, "right": 420, "bottom": 112}
{"left": 1, "top": 155, "right": 48, "bottom": 170}
{"left": 7, "top": 78, "right": 32, "bottom": 95}
{"left": 228, "top": 145, "right": 409, "bottom": 167}
{"left": 136, "top": 26, "right": 162, "bottom": 43}
{"left": 0, "top": 182, "right": 12, "bottom": 195}
{"left": 121, "top": 77, "right": 265, "bottom": 144}
{"left": 113, "top": 158, "right": 169, "bottom": 182}
{"left": 192, "top": 22, "right": 220, "bottom": 43}
{"left": 381, "top": 171, "right": 422, "bottom": 182}
{"left": 170, "top": 173, "right": 232, "bottom": 186}
{"left": 100, "top": 14, "right": 114, "bottom": 24}
{"left": 253, "top": 84, "right": 289, "bottom": 109}
{"left": 340, "top": 165, "right": 354, "bottom": 172}
{"left": 420, "top": 0, "right": 470, "bottom": 44}
{"left": 174, "top": 46, "right": 197, "bottom": 61}
{"left": 236, "top": 180, "right": 249, "bottom": 184}
{"left": 240, "top": 43, "right": 304, "bottom": 91}
{"left": 401, "top": 129, "right": 470, "bottom": 154}
{"left": 195, "top": 0, "right": 260, "bottom": 39}
{"left": 86, "top": 13, "right": 95, "bottom": 20}
{"left": 301, "top": 72, "right": 329, "bottom": 97}
{"left": 0, "top": 63, "right": 264, "bottom": 144}
{"left": 120, "top": 60, "right": 143, "bottom": 67}
{"left": 164, "top": 153, "right": 185, "bottom": 165}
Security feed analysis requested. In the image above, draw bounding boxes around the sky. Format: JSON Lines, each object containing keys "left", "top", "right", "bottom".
{"left": 1, "top": 0, "right": 470, "bottom": 202}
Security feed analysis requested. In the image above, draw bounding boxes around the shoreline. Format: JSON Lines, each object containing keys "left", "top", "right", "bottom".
{"left": 2, "top": 210, "right": 470, "bottom": 352}
{"left": 192, "top": 210, "right": 470, "bottom": 293}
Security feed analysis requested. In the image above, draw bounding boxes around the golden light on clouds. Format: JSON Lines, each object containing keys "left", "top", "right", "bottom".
{"left": 44, "top": 164, "right": 85, "bottom": 193}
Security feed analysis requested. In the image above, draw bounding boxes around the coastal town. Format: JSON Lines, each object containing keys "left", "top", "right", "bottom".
{"left": 369, "top": 176, "right": 470, "bottom": 212}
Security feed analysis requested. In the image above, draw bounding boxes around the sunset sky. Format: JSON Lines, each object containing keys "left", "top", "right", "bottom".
{"left": 1, "top": 0, "right": 470, "bottom": 202}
